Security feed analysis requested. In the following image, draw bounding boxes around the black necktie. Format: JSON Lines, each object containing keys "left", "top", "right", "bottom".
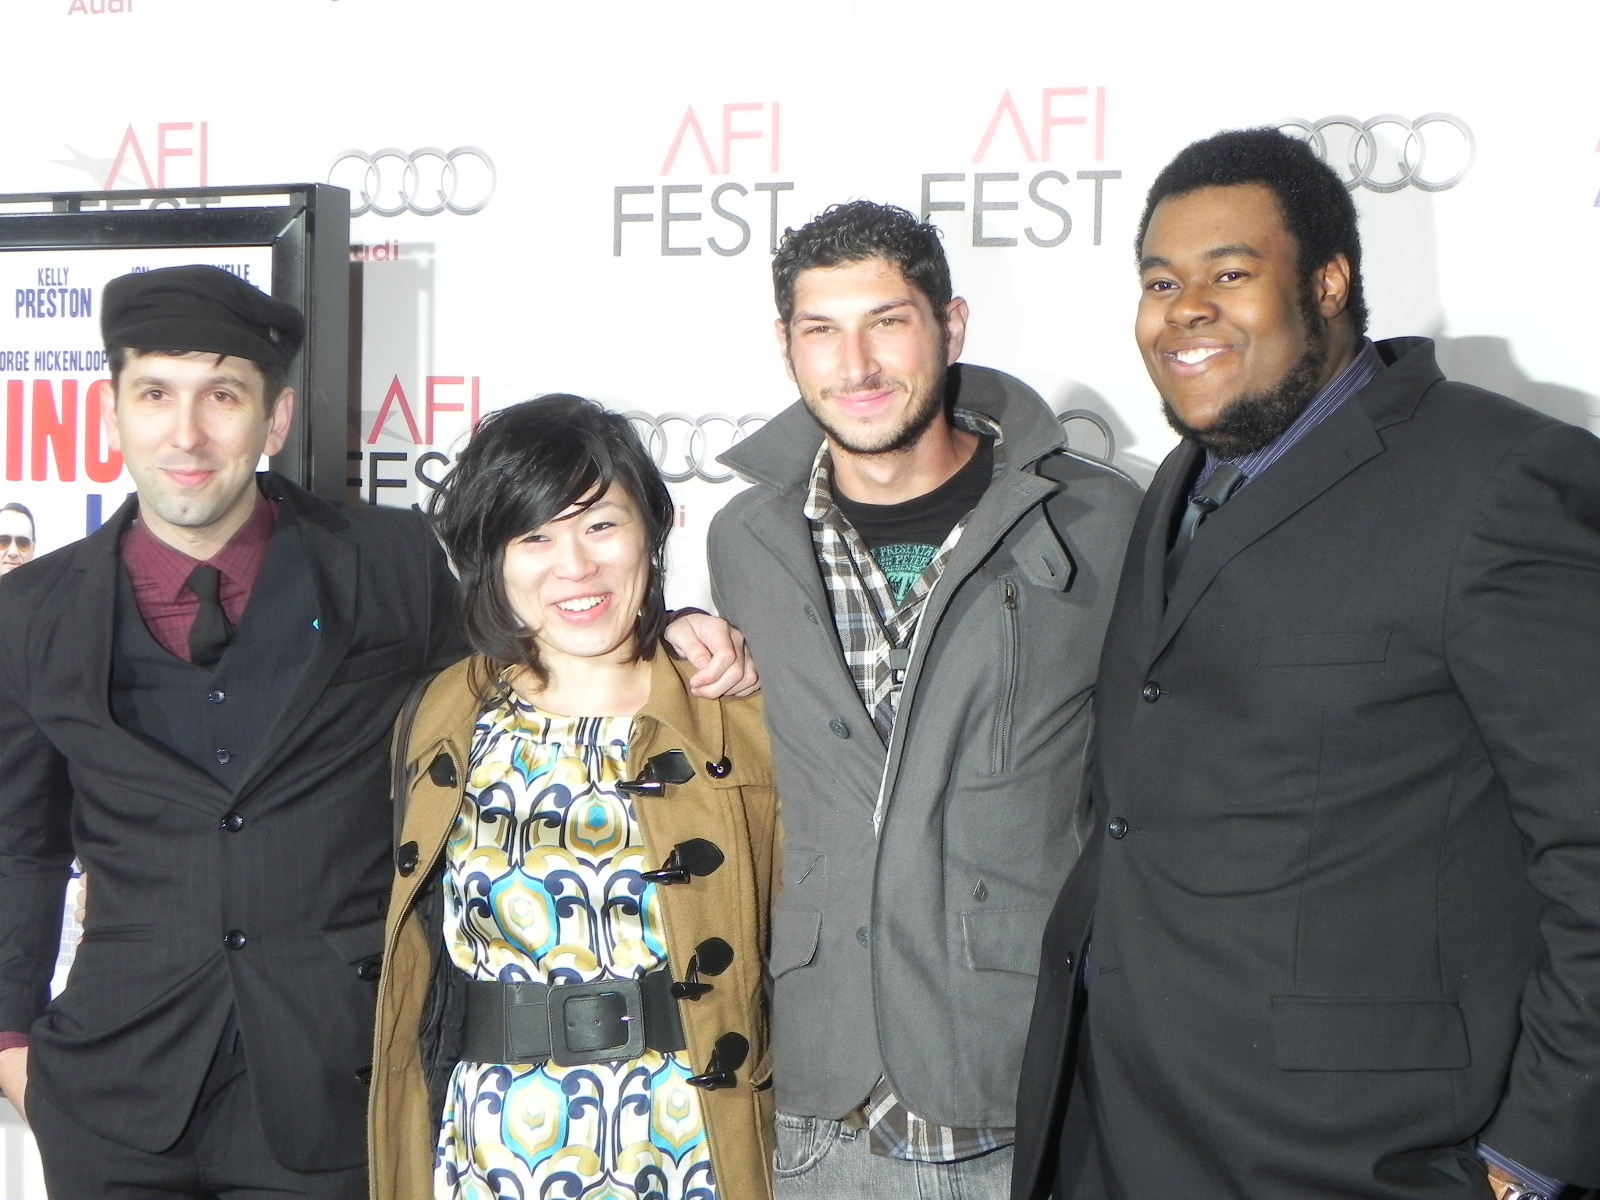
{"left": 1165, "top": 463, "right": 1245, "bottom": 592}
{"left": 187, "top": 564, "right": 232, "bottom": 668}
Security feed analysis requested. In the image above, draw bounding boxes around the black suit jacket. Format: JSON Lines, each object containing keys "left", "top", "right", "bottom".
{"left": 0, "top": 475, "right": 463, "bottom": 1171}
{"left": 1013, "top": 339, "right": 1600, "bottom": 1199}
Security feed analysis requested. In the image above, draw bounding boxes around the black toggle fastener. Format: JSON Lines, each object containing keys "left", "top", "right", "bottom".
{"left": 641, "top": 838, "right": 725, "bottom": 886}
{"left": 688, "top": 1031, "right": 749, "bottom": 1090}
{"left": 694, "top": 937, "right": 734, "bottom": 976}
{"left": 618, "top": 750, "right": 697, "bottom": 797}
{"left": 671, "top": 937, "right": 735, "bottom": 1001}
{"left": 428, "top": 753, "right": 457, "bottom": 788}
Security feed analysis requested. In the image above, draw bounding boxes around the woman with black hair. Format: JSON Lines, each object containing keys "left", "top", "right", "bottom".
{"left": 369, "top": 395, "right": 776, "bottom": 1200}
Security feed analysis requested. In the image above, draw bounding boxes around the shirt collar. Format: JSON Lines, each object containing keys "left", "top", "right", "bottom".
{"left": 805, "top": 407, "right": 1002, "bottom": 520}
{"left": 124, "top": 485, "right": 277, "bottom": 601}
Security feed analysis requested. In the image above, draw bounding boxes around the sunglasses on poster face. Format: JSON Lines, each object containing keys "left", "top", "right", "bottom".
{"left": 0, "top": 535, "right": 33, "bottom": 551}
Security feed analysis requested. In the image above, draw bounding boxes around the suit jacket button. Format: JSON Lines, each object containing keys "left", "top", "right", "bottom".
{"left": 856, "top": 926, "right": 869, "bottom": 947}
{"left": 396, "top": 841, "right": 420, "bottom": 875}
{"left": 355, "top": 1063, "right": 373, "bottom": 1085}
{"left": 829, "top": 718, "right": 850, "bottom": 739}
{"left": 428, "top": 754, "right": 457, "bottom": 788}
{"left": 223, "top": 930, "right": 247, "bottom": 950}
{"left": 220, "top": 812, "right": 245, "bottom": 832}
{"left": 356, "top": 958, "right": 381, "bottom": 982}
{"left": 215, "top": 748, "right": 233, "bottom": 765}
{"left": 706, "top": 756, "right": 732, "bottom": 778}
{"left": 207, "top": 689, "right": 226, "bottom": 704}
{"left": 1108, "top": 817, "right": 1130, "bottom": 839}
{"left": 1140, "top": 682, "right": 1161, "bottom": 703}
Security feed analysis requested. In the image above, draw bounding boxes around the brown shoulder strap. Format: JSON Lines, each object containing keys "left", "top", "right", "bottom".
{"left": 392, "top": 672, "right": 438, "bottom": 850}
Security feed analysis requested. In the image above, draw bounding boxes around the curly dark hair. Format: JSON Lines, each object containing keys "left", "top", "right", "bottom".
{"left": 1136, "top": 127, "right": 1368, "bottom": 336}
{"left": 428, "top": 394, "right": 674, "bottom": 699}
{"left": 772, "top": 200, "right": 952, "bottom": 327}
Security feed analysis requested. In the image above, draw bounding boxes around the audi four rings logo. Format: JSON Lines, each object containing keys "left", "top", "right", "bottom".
{"left": 328, "top": 147, "right": 496, "bottom": 217}
{"left": 625, "top": 409, "right": 1116, "bottom": 484}
{"left": 626, "top": 412, "right": 768, "bottom": 484}
{"left": 1279, "top": 115, "right": 1474, "bottom": 193}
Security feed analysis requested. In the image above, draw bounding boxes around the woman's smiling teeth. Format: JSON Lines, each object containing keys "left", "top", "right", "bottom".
{"left": 556, "top": 595, "right": 606, "bottom": 612}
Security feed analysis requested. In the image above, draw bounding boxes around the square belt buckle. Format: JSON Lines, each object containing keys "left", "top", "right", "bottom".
{"left": 546, "top": 978, "right": 646, "bottom": 1066}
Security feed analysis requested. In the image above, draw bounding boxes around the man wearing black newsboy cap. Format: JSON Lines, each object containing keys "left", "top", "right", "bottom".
{"left": 0, "top": 264, "right": 465, "bottom": 1198}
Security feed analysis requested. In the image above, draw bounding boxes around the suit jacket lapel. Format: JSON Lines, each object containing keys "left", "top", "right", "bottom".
{"left": 231, "top": 498, "right": 358, "bottom": 799}
{"left": 73, "top": 495, "right": 136, "bottom": 733}
{"left": 1132, "top": 442, "right": 1199, "bottom": 661}
{"left": 1150, "top": 392, "right": 1386, "bottom": 667}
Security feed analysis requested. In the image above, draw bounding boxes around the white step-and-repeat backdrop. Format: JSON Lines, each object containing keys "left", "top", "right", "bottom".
{"left": 1, "top": 0, "right": 1596, "bottom": 1190}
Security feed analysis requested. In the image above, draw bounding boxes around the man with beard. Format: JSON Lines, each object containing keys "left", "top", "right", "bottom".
{"left": 709, "top": 201, "right": 1140, "bottom": 1199}
{"left": 1011, "top": 128, "right": 1600, "bottom": 1200}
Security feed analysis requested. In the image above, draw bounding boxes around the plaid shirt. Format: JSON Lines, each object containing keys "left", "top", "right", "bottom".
{"left": 804, "top": 408, "right": 1012, "bottom": 1163}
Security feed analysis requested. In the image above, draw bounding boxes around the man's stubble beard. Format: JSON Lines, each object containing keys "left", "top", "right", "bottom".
{"left": 797, "top": 332, "right": 951, "bottom": 459}
{"left": 1162, "top": 291, "right": 1329, "bottom": 461}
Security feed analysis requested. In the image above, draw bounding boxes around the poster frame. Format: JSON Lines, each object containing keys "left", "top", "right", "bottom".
{"left": 0, "top": 184, "right": 351, "bottom": 500}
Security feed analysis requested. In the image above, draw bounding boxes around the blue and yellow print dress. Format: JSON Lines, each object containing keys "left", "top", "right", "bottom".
{"left": 435, "top": 696, "right": 719, "bottom": 1200}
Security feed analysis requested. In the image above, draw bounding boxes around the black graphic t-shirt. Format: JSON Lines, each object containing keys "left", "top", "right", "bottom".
{"left": 834, "top": 437, "right": 994, "bottom": 605}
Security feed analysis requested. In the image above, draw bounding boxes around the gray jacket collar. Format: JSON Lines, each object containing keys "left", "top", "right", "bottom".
{"left": 719, "top": 363, "right": 1067, "bottom": 490}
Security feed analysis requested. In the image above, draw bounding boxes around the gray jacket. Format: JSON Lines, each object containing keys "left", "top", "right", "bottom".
{"left": 709, "top": 364, "right": 1141, "bottom": 1126}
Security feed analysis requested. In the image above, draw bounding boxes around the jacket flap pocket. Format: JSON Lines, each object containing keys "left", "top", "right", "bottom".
{"left": 321, "top": 915, "right": 386, "bottom": 964}
{"left": 1271, "top": 996, "right": 1469, "bottom": 1070}
{"left": 1257, "top": 630, "right": 1391, "bottom": 667}
{"left": 770, "top": 909, "right": 822, "bottom": 979}
{"left": 961, "top": 907, "right": 1046, "bottom": 976}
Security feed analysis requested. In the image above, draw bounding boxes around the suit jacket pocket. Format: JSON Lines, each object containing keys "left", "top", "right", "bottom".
{"left": 1256, "top": 630, "right": 1391, "bottom": 667}
{"left": 79, "top": 924, "right": 155, "bottom": 942}
{"left": 769, "top": 910, "right": 821, "bottom": 980}
{"left": 1271, "top": 996, "right": 1469, "bottom": 1070}
{"left": 961, "top": 907, "right": 1045, "bottom": 976}
{"left": 328, "top": 640, "right": 410, "bottom": 686}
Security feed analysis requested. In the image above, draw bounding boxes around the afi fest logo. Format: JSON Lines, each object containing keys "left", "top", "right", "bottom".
{"left": 354, "top": 372, "right": 482, "bottom": 502}
{"left": 1279, "top": 115, "right": 1474, "bottom": 193}
{"left": 614, "top": 101, "right": 793, "bottom": 257}
{"left": 52, "top": 121, "right": 209, "bottom": 202}
{"left": 328, "top": 148, "right": 496, "bottom": 217}
{"left": 922, "top": 87, "right": 1123, "bottom": 248}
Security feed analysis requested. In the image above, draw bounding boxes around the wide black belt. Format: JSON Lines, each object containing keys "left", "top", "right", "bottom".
{"left": 459, "top": 965, "right": 687, "bottom": 1067}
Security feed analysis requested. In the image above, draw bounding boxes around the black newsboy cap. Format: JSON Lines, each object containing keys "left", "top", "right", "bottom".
{"left": 101, "top": 265, "right": 306, "bottom": 369}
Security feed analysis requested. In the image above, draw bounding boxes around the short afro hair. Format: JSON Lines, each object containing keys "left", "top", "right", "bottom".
{"left": 772, "top": 200, "right": 953, "bottom": 327}
{"left": 1137, "top": 127, "right": 1368, "bottom": 336}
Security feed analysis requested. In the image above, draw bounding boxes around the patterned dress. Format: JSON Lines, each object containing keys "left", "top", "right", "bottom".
{"left": 435, "top": 696, "right": 719, "bottom": 1200}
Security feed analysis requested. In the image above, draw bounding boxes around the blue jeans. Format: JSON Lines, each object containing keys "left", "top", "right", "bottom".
{"left": 773, "top": 1112, "right": 1013, "bottom": 1200}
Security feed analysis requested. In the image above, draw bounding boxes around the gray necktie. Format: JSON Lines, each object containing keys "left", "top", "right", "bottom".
{"left": 1165, "top": 464, "right": 1245, "bottom": 592}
